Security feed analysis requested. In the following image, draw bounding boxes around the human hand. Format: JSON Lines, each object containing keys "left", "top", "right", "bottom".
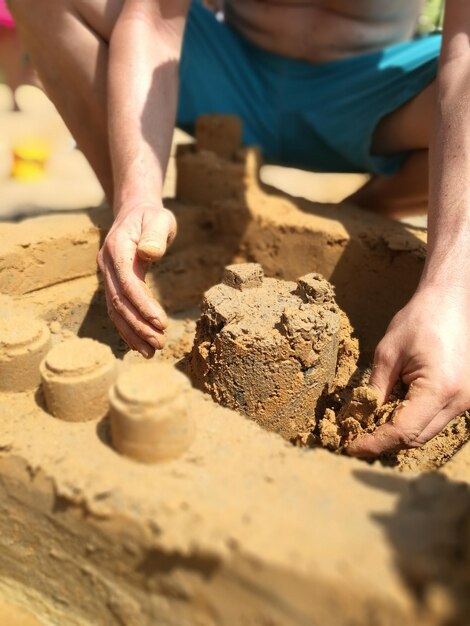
{"left": 347, "top": 286, "right": 470, "bottom": 457}
{"left": 97, "top": 203, "right": 177, "bottom": 358}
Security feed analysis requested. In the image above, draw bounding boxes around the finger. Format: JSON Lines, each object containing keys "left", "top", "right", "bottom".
{"left": 107, "top": 265, "right": 166, "bottom": 349}
{"left": 369, "top": 344, "right": 402, "bottom": 403}
{"left": 346, "top": 422, "right": 406, "bottom": 458}
{"left": 414, "top": 406, "right": 457, "bottom": 444}
{"left": 104, "top": 264, "right": 166, "bottom": 351}
{"left": 346, "top": 384, "right": 443, "bottom": 457}
{"left": 104, "top": 289, "right": 156, "bottom": 359}
{"left": 110, "top": 239, "right": 169, "bottom": 330}
{"left": 137, "top": 209, "right": 177, "bottom": 262}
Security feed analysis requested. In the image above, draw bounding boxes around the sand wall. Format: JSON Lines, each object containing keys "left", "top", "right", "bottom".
{"left": 1, "top": 121, "right": 469, "bottom": 626}
{"left": 0, "top": 389, "right": 458, "bottom": 626}
{"left": 0, "top": 144, "right": 426, "bottom": 361}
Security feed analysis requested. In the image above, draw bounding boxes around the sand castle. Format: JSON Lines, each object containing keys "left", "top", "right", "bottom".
{"left": 0, "top": 312, "right": 50, "bottom": 392}
{"left": 190, "top": 264, "right": 348, "bottom": 441}
{"left": 110, "top": 363, "right": 195, "bottom": 463}
{"left": 1, "top": 116, "right": 470, "bottom": 625}
{"left": 41, "top": 338, "right": 117, "bottom": 422}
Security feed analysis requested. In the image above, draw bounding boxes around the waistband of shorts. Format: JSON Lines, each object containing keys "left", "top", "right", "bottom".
{"left": 226, "top": 21, "right": 442, "bottom": 78}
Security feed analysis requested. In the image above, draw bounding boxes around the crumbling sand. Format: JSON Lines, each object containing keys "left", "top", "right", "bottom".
{"left": 189, "top": 265, "right": 357, "bottom": 441}
{"left": 316, "top": 381, "right": 470, "bottom": 472}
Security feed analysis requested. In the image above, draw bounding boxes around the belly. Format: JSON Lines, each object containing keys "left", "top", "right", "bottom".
{"left": 223, "top": 0, "right": 424, "bottom": 62}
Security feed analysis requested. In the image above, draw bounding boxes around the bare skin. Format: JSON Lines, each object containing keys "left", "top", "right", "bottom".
{"left": 224, "top": 0, "right": 424, "bottom": 62}
{"left": 0, "top": 25, "right": 37, "bottom": 110}
{"left": 8, "top": 0, "right": 470, "bottom": 456}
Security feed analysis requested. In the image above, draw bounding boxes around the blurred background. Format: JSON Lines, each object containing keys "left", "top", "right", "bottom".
{"left": 420, "top": 0, "right": 444, "bottom": 33}
{"left": 0, "top": 0, "right": 443, "bottom": 221}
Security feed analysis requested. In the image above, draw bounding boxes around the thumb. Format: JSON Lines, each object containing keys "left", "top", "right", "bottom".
{"left": 137, "top": 208, "right": 177, "bottom": 262}
{"left": 346, "top": 382, "right": 443, "bottom": 457}
{"left": 369, "top": 343, "right": 402, "bottom": 404}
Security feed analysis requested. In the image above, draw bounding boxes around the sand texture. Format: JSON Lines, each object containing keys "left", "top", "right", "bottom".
{"left": 189, "top": 266, "right": 350, "bottom": 441}
{"left": 316, "top": 381, "right": 470, "bottom": 472}
{"left": 0, "top": 115, "right": 468, "bottom": 625}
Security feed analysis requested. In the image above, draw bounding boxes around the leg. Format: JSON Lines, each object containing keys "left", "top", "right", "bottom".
{"left": 372, "top": 80, "right": 437, "bottom": 156}
{"left": 8, "top": 0, "right": 124, "bottom": 201}
{"left": 347, "top": 81, "right": 436, "bottom": 218}
{"left": 347, "top": 150, "right": 429, "bottom": 218}
{"left": 0, "top": 26, "right": 36, "bottom": 110}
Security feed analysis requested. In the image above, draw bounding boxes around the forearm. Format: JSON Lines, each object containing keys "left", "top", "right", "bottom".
{"left": 421, "top": 0, "right": 470, "bottom": 290}
{"left": 108, "top": 0, "right": 188, "bottom": 215}
{"left": 352, "top": 2, "right": 470, "bottom": 458}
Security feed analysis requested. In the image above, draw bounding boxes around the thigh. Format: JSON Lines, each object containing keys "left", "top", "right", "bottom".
{"left": 306, "top": 34, "right": 441, "bottom": 176}
{"left": 372, "top": 79, "right": 437, "bottom": 155}
{"left": 9, "top": 0, "right": 123, "bottom": 42}
{"left": 177, "top": 2, "right": 279, "bottom": 159}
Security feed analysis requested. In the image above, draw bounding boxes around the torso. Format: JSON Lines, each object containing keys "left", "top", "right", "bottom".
{"left": 223, "top": 0, "right": 425, "bottom": 62}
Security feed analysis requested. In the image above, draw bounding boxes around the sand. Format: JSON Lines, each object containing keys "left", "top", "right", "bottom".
{"left": 195, "top": 114, "right": 243, "bottom": 160}
{"left": 40, "top": 337, "right": 117, "bottom": 422}
{"left": 316, "top": 380, "right": 470, "bottom": 472}
{"left": 110, "top": 362, "right": 195, "bottom": 463}
{"left": 189, "top": 265, "right": 350, "bottom": 441}
{"left": 0, "top": 312, "right": 50, "bottom": 392}
{"left": 0, "top": 114, "right": 468, "bottom": 625}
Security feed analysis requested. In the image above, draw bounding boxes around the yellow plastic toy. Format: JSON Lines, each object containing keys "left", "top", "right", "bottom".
{"left": 11, "top": 138, "right": 51, "bottom": 181}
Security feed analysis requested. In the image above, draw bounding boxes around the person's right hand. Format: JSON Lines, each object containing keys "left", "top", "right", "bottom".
{"left": 97, "top": 203, "right": 177, "bottom": 358}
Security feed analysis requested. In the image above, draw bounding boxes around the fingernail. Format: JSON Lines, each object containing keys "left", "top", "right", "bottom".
{"left": 140, "top": 347, "right": 153, "bottom": 359}
{"left": 137, "top": 243, "right": 164, "bottom": 262}
{"left": 151, "top": 317, "right": 165, "bottom": 330}
{"left": 148, "top": 335, "right": 164, "bottom": 350}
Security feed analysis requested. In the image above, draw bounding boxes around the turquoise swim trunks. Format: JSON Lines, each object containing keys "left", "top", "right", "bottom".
{"left": 178, "top": 2, "right": 441, "bottom": 175}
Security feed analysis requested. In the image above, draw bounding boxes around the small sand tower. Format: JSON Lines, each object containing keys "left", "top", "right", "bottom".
{"left": 190, "top": 264, "right": 348, "bottom": 441}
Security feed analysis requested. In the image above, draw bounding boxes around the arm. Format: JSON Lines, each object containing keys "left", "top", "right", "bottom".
{"left": 423, "top": 0, "right": 470, "bottom": 292}
{"left": 97, "top": 0, "right": 190, "bottom": 357}
{"left": 349, "top": 0, "right": 470, "bottom": 456}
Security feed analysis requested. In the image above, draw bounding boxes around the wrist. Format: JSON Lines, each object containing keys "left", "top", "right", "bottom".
{"left": 112, "top": 164, "right": 164, "bottom": 218}
{"left": 417, "top": 265, "right": 470, "bottom": 301}
{"left": 418, "top": 218, "right": 470, "bottom": 287}
{"left": 113, "top": 197, "right": 163, "bottom": 219}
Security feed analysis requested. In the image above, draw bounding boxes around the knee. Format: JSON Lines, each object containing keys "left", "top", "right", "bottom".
{"left": 10, "top": 0, "right": 121, "bottom": 45}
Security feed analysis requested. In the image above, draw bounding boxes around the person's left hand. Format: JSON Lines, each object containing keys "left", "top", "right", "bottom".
{"left": 347, "top": 285, "right": 470, "bottom": 457}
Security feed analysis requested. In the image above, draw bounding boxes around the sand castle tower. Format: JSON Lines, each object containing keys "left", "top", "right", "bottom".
{"left": 190, "top": 263, "right": 346, "bottom": 441}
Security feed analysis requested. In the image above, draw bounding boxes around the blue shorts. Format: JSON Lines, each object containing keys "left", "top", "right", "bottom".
{"left": 178, "top": 2, "right": 441, "bottom": 175}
